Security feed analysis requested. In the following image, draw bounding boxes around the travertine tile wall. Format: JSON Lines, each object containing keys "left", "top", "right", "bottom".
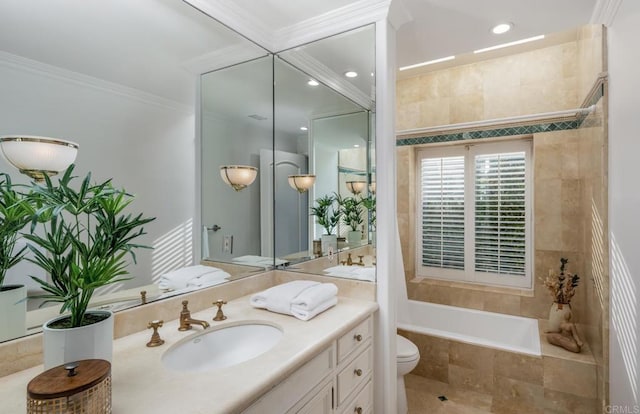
{"left": 396, "top": 24, "right": 608, "bottom": 410}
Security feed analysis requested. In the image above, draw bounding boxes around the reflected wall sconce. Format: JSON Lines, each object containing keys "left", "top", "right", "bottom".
{"left": 0, "top": 135, "right": 79, "bottom": 181}
{"left": 346, "top": 180, "right": 367, "bottom": 195}
{"left": 220, "top": 165, "right": 257, "bottom": 191}
{"left": 288, "top": 174, "right": 316, "bottom": 193}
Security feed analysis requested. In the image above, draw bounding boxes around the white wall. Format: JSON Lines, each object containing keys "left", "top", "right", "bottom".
{"left": 609, "top": 0, "right": 640, "bottom": 408}
{"left": 0, "top": 55, "right": 196, "bottom": 291}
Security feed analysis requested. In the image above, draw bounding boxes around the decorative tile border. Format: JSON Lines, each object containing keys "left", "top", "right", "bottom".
{"left": 396, "top": 120, "right": 580, "bottom": 146}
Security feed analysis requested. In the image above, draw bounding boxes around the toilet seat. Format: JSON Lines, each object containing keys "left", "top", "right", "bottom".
{"left": 396, "top": 334, "right": 419, "bottom": 363}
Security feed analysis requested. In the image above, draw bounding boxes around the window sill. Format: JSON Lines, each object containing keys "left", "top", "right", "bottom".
{"left": 409, "top": 276, "right": 534, "bottom": 298}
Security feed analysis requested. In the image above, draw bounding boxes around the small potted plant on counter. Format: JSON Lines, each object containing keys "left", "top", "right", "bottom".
{"left": 338, "top": 195, "right": 364, "bottom": 245}
{"left": 25, "top": 165, "right": 155, "bottom": 368}
{"left": 361, "top": 194, "right": 376, "bottom": 245}
{"left": 310, "top": 194, "right": 341, "bottom": 255}
{"left": 0, "top": 173, "right": 34, "bottom": 342}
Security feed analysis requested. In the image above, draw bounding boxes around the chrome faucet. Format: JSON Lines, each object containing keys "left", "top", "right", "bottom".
{"left": 178, "top": 300, "right": 210, "bottom": 331}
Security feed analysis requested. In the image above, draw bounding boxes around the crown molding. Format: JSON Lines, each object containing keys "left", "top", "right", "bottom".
{"left": 184, "top": 0, "right": 390, "bottom": 53}
{"left": 182, "top": 44, "right": 268, "bottom": 75}
{"left": 279, "top": 51, "right": 374, "bottom": 111}
{"left": 590, "top": 0, "right": 623, "bottom": 26}
{"left": 0, "top": 50, "right": 193, "bottom": 114}
{"left": 272, "top": 0, "right": 391, "bottom": 52}
{"left": 183, "top": 0, "right": 277, "bottom": 51}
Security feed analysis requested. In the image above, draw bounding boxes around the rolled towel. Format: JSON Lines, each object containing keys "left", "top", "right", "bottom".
{"left": 290, "top": 282, "right": 338, "bottom": 311}
{"left": 158, "top": 265, "right": 223, "bottom": 290}
{"left": 250, "top": 280, "right": 319, "bottom": 315}
{"left": 291, "top": 296, "right": 338, "bottom": 321}
{"left": 186, "top": 271, "right": 231, "bottom": 288}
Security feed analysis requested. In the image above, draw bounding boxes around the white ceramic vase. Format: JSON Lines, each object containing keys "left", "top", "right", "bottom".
{"left": 43, "top": 310, "right": 114, "bottom": 369}
{"left": 0, "top": 284, "right": 26, "bottom": 342}
{"left": 547, "top": 302, "right": 572, "bottom": 333}
{"left": 347, "top": 230, "right": 361, "bottom": 245}
{"left": 321, "top": 234, "right": 338, "bottom": 256}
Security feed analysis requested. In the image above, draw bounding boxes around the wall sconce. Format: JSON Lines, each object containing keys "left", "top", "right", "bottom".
{"left": 0, "top": 136, "right": 79, "bottom": 181}
{"left": 220, "top": 165, "right": 257, "bottom": 191}
{"left": 346, "top": 180, "right": 367, "bottom": 195}
{"left": 288, "top": 174, "right": 316, "bottom": 193}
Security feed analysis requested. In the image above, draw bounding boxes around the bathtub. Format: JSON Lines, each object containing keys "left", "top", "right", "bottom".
{"left": 397, "top": 300, "right": 541, "bottom": 356}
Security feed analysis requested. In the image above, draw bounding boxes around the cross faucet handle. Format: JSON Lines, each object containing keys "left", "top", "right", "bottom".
{"left": 213, "top": 299, "right": 228, "bottom": 321}
{"left": 146, "top": 320, "right": 165, "bottom": 347}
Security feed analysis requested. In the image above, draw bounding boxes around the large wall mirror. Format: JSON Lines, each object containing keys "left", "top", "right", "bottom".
{"left": 201, "top": 24, "right": 376, "bottom": 281}
{"left": 0, "top": 0, "right": 375, "bottom": 345}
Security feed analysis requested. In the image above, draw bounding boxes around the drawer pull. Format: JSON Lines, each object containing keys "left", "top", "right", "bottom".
{"left": 354, "top": 334, "right": 363, "bottom": 342}
{"left": 354, "top": 368, "right": 363, "bottom": 376}
{"left": 354, "top": 407, "right": 363, "bottom": 414}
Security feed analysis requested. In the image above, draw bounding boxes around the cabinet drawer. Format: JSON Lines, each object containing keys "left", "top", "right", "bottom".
{"left": 244, "top": 344, "right": 335, "bottom": 413}
{"left": 293, "top": 380, "right": 333, "bottom": 414}
{"left": 339, "top": 380, "right": 373, "bottom": 414}
{"left": 336, "top": 345, "right": 372, "bottom": 405}
{"left": 337, "top": 316, "right": 372, "bottom": 363}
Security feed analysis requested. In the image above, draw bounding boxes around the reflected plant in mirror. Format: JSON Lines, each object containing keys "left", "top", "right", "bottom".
{"left": 337, "top": 194, "right": 364, "bottom": 245}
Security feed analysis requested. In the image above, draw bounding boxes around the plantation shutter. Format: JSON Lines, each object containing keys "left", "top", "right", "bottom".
{"left": 474, "top": 151, "right": 526, "bottom": 277}
{"left": 420, "top": 156, "right": 465, "bottom": 270}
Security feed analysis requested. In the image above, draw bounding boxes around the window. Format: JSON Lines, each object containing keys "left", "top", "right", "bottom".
{"left": 416, "top": 140, "right": 532, "bottom": 288}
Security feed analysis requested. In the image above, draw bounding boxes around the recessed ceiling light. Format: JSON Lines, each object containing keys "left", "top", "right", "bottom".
{"left": 492, "top": 23, "right": 513, "bottom": 34}
{"left": 300, "top": 126, "right": 308, "bottom": 131}
{"left": 354, "top": 144, "right": 360, "bottom": 148}
{"left": 474, "top": 35, "right": 545, "bottom": 54}
{"left": 344, "top": 71, "right": 358, "bottom": 78}
{"left": 307, "top": 79, "right": 319, "bottom": 86}
{"left": 370, "top": 72, "right": 375, "bottom": 77}
{"left": 399, "top": 55, "right": 455, "bottom": 71}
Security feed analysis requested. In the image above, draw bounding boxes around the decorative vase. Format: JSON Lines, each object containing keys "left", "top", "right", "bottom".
{"left": 547, "top": 302, "right": 572, "bottom": 333}
{"left": 0, "top": 284, "right": 26, "bottom": 342}
{"left": 43, "top": 310, "right": 114, "bottom": 369}
{"left": 347, "top": 230, "right": 361, "bottom": 245}
{"left": 321, "top": 234, "right": 338, "bottom": 255}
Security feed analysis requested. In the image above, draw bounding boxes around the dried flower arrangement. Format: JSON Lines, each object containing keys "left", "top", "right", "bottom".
{"left": 542, "top": 258, "right": 580, "bottom": 305}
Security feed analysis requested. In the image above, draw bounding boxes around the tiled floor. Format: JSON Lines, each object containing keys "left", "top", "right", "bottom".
{"left": 406, "top": 374, "right": 493, "bottom": 414}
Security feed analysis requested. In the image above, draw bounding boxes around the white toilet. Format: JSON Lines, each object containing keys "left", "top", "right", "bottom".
{"left": 396, "top": 334, "right": 420, "bottom": 414}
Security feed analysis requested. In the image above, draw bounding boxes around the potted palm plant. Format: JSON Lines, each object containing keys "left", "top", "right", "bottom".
{"left": 338, "top": 195, "right": 364, "bottom": 245}
{"left": 310, "top": 194, "right": 341, "bottom": 254}
{"left": 0, "top": 173, "right": 33, "bottom": 342}
{"left": 361, "top": 195, "right": 376, "bottom": 246}
{"left": 25, "top": 165, "right": 155, "bottom": 368}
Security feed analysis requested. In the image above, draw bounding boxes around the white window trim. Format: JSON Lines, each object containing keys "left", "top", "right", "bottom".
{"left": 415, "top": 139, "right": 533, "bottom": 289}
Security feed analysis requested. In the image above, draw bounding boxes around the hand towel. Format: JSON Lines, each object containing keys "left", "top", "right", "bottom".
{"left": 158, "top": 265, "right": 223, "bottom": 290}
{"left": 290, "top": 282, "right": 338, "bottom": 311}
{"left": 186, "top": 271, "right": 230, "bottom": 288}
{"left": 250, "top": 280, "right": 320, "bottom": 314}
{"left": 291, "top": 296, "right": 338, "bottom": 321}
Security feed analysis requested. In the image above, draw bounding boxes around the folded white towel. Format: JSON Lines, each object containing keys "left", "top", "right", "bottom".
{"left": 186, "top": 271, "right": 230, "bottom": 288}
{"left": 291, "top": 283, "right": 339, "bottom": 311}
{"left": 158, "top": 265, "right": 223, "bottom": 290}
{"left": 250, "top": 280, "right": 319, "bottom": 314}
{"left": 291, "top": 296, "right": 338, "bottom": 321}
{"left": 351, "top": 267, "right": 376, "bottom": 281}
{"left": 322, "top": 265, "right": 355, "bottom": 276}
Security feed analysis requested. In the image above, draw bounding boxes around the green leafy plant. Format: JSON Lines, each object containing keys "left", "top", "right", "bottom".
{"left": 310, "top": 194, "right": 341, "bottom": 235}
{"left": 360, "top": 195, "right": 376, "bottom": 230}
{"left": 24, "top": 165, "right": 155, "bottom": 328}
{"left": 0, "top": 173, "right": 34, "bottom": 287}
{"left": 338, "top": 195, "right": 364, "bottom": 231}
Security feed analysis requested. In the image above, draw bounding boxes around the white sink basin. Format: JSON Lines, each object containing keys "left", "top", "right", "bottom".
{"left": 162, "top": 321, "right": 283, "bottom": 373}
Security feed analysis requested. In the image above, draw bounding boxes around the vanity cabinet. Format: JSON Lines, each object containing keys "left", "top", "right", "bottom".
{"left": 244, "top": 315, "right": 373, "bottom": 414}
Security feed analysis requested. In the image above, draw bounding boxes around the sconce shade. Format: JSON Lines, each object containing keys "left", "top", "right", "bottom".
{"left": 0, "top": 136, "right": 78, "bottom": 181}
{"left": 288, "top": 174, "right": 316, "bottom": 193}
{"left": 346, "top": 180, "right": 367, "bottom": 195}
{"left": 220, "top": 165, "right": 257, "bottom": 191}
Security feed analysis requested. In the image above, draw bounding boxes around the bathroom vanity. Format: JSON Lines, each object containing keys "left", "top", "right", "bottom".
{"left": 0, "top": 291, "right": 377, "bottom": 413}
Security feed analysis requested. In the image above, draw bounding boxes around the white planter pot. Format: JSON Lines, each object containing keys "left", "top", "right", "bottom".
{"left": 371, "top": 230, "right": 376, "bottom": 247}
{"left": 321, "top": 234, "right": 338, "bottom": 255}
{"left": 43, "top": 310, "right": 114, "bottom": 369}
{"left": 347, "top": 230, "right": 361, "bottom": 245}
{"left": 0, "top": 285, "right": 26, "bottom": 342}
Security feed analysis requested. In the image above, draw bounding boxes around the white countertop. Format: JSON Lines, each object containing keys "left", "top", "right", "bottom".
{"left": 0, "top": 295, "right": 378, "bottom": 414}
